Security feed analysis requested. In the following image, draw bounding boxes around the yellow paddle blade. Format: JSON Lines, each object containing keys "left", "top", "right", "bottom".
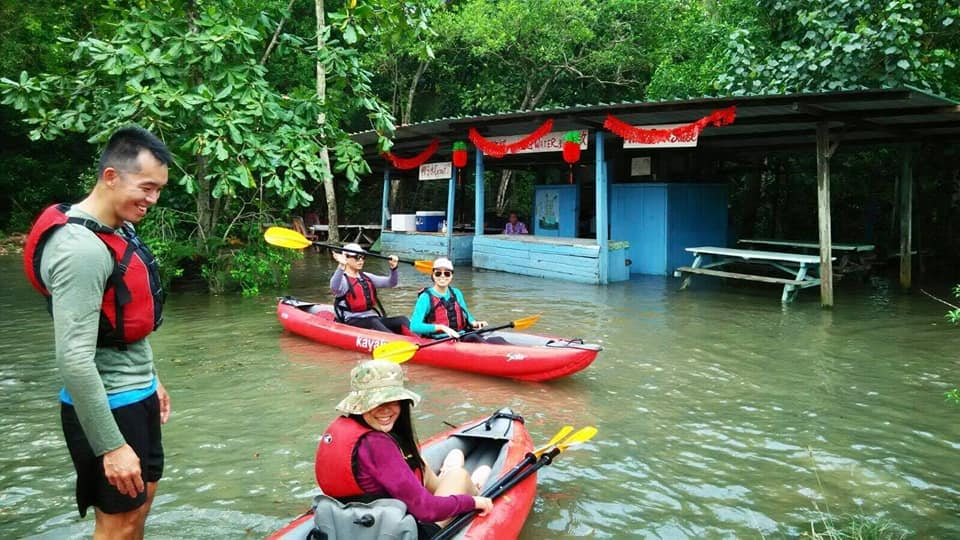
{"left": 263, "top": 226, "right": 312, "bottom": 250}
{"left": 533, "top": 426, "right": 574, "bottom": 457}
{"left": 511, "top": 314, "right": 541, "bottom": 331}
{"left": 414, "top": 260, "right": 434, "bottom": 274}
{"left": 556, "top": 426, "right": 598, "bottom": 451}
{"left": 372, "top": 341, "right": 420, "bottom": 363}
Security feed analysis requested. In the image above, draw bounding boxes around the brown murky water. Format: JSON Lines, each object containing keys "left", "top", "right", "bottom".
{"left": 1, "top": 253, "right": 958, "bottom": 539}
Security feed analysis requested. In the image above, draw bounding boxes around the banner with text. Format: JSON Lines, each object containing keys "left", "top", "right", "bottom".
{"left": 622, "top": 124, "right": 699, "bottom": 148}
{"left": 419, "top": 161, "right": 452, "bottom": 180}
{"left": 485, "top": 129, "right": 589, "bottom": 155}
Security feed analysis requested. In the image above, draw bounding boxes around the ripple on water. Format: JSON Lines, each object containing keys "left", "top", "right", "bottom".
{"left": 2, "top": 258, "right": 960, "bottom": 538}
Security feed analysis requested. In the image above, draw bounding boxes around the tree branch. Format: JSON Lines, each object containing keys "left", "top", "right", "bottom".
{"left": 261, "top": 0, "right": 297, "bottom": 65}
{"left": 921, "top": 289, "right": 960, "bottom": 310}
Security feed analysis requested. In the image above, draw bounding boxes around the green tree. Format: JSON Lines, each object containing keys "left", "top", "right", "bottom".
{"left": 0, "top": 0, "right": 430, "bottom": 292}
{"left": 718, "top": 0, "right": 960, "bottom": 95}
{"left": 424, "top": 0, "right": 665, "bottom": 213}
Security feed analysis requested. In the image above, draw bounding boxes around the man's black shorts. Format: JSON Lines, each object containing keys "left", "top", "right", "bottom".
{"left": 60, "top": 392, "right": 164, "bottom": 517}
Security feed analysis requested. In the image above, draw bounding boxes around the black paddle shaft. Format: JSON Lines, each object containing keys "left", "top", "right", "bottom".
{"left": 416, "top": 320, "right": 516, "bottom": 353}
{"left": 432, "top": 450, "right": 557, "bottom": 540}
{"left": 313, "top": 242, "right": 417, "bottom": 265}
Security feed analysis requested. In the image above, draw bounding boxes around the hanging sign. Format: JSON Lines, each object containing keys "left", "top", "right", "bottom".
{"left": 483, "top": 129, "right": 588, "bottom": 155}
{"left": 418, "top": 161, "right": 452, "bottom": 181}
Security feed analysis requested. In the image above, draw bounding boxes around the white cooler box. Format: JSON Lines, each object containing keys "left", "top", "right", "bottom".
{"left": 391, "top": 214, "right": 417, "bottom": 232}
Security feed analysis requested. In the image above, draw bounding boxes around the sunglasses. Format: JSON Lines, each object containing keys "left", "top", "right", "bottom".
{"left": 433, "top": 270, "right": 453, "bottom": 278}
{"left": 345, "top": 254, "right": 365, "bottom": 260}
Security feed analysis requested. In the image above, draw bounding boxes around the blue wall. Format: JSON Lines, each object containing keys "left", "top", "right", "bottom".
{"left": 610, "top": 183, "right": 727, "bottom": 275}
{"left": 533, "top": 185, "right": 578, "bottom": 237}
{"left": 379, "top": 231, "right": 474, "bottom": 265}
{"left": 471, "top": 236, "right": 629, "bottom": 284}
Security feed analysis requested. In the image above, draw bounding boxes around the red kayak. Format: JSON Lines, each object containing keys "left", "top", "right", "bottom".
{"left": 276, "top": 297, "right": 601, "bottom": 382}
{"left": 268, "top": 408, "right": 535, "bottom": 540}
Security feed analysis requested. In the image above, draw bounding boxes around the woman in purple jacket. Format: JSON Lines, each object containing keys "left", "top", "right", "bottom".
{"left": 315, "top": 360, "right": 492, "bottom": 536}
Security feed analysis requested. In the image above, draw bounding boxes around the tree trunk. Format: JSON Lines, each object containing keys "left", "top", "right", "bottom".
{"left": 186, "top": 1, "right": 213, "bottom": 249}
{"left": 403, "top": 60, "right": 428, "bottom": 126}
{"left": 492, "top": 72, "right": 557, "bottom": 216}
{"left": 316, "top": 0, "right": 339, "bottom": 242}
{"left": 495, "top": 170, "right": 513, "bottom": 216}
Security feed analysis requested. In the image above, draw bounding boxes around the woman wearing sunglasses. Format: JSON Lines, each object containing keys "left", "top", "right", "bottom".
{"left": 331, "top": 243, "right": 410, "bottom": 334}
{"left": 409, "top": 257, "right": 503, "bottom": 343}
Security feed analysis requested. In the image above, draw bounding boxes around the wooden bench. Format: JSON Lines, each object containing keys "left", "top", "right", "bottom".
{"left": 676, "top": 246, "right": 833, "bottom": 303}
{"left": 675, "top": 266, "right": 805, "bottom": 286}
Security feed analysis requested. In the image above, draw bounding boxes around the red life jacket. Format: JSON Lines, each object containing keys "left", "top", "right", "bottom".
{"left": 315, "top": 416, "right": 422, "bottom": 499}
{"left": 23, "top": 203, "right": 164, "bottom": 347}
{"left": 335, "top": 274, "right": 383, "bottom": 319}
{"left": 420, "top": 287, "right": 468, "bottom": 332}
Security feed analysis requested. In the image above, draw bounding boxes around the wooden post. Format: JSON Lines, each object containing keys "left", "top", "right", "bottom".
{"left": 446, "top": 166, "right": 456, "bottom": 257}
{"left": 474, "top": 147, "right": 485, "bottom": 236}
{"left": 899, "top": 147, "right": 913, "bottom": 289}
{"left": 380, "top": 168, "right": 390, "bottom": 231}
{"left": 594, "top": 131, "right": 608, "bottom": 284}
{"left": 815, "top": 122, "right": 834, "bottom": 307}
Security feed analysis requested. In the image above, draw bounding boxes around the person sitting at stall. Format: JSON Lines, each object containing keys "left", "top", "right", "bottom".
{"left": 503, "top": 212, "right": 528, "bottom": 235}
{"left": 330, "top": 243, "right": 409, "bottom": 334}
{"left": 408, "top": 258, "right": 507, "bottom": 344}
{"left": 315, "top": 360, "right": 492, "bottom": 536}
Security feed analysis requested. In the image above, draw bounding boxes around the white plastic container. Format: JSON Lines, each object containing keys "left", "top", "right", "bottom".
{"left": 391, "top": 214, "right": 417, "bottom": 232}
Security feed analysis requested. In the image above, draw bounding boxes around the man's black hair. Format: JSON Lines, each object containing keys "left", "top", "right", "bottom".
{"left": 98, "top": 126, "right": 172, "bottom": 175}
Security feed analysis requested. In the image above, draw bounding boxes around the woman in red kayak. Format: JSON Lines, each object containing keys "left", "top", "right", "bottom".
{"left": 409, "top": 257, "right": 507, "bottom": 344}
{"left": 315, "top": 360, "right": 492, "bottom": 536}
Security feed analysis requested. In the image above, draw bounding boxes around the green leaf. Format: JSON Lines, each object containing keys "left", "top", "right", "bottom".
{"left": 343, "top": 25, "right": 357, "bottom": 44}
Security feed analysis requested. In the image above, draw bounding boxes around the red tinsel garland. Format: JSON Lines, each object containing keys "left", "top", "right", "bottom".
{"left": 383, "top": 139, "right": 440, "bottom": 170}
{"left": 468, "top": 119, "right": 555, "bottom": 158}
{"left": 603, "top": 106, "right": 736, "bottom": 144}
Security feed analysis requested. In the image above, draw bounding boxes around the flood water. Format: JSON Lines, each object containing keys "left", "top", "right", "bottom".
{"left": 1, "top": 253, "right": 958, "bottom": 539}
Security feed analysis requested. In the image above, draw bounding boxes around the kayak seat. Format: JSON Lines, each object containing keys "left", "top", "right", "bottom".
{"left": 307, "top": 304, "right": 335, "bottom": 316}
{"left": 310, "top": 494, "right": 417, "bottom": 540}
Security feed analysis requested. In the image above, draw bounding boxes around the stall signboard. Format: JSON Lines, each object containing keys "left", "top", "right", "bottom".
{"left": 419, "top": 161, "right": 452, "bottom": 180}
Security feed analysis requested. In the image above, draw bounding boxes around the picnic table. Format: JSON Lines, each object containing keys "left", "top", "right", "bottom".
{"left": 737, "top": 239, "right": 876, "bottom": 276}
{"left": 675, "top": 246, "right": 835, "bottom": 303}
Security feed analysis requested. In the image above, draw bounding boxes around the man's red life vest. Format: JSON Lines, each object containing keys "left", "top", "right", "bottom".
{"left": 420, "top": 287, "right": 468, "bottom": 332}
{"left": 315, "top": 416, "right": 422, "bottom": 499}
{"left": 23, "top": 203, "right": 164, "bottom": 347}
{"left": 335, "top": 274, "right": 382, "bottom": 318}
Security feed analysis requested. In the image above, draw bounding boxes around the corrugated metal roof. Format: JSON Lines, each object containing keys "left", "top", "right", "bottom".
{"left": 353, "top": 88, "right": 960, "bottom": 168}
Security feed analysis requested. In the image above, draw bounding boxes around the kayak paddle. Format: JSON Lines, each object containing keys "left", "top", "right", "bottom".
{"left": 433, "top": 426, "right": 598, "bottom": 540}
{"left": 371, "top": 314, "right": 541, "bottom": 363}
{"left": 263, "top": 226, "right": 434, "bottom": 273}
{"left": 477, "top": 425, "right": 593, "bottom": 502}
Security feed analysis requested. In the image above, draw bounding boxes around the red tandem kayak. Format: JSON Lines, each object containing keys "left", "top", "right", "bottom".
{"left": 268, "top": 408, "right": 535, "bottom": 540}
{"left": 277, "top": 297, "right": 601, "bottom": 382}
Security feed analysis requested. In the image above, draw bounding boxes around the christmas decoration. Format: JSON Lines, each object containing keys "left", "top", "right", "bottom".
{"left": 383, "top": 139, "right": 440, "bottom": 170}
{"left": 468, "top": 119, "right": 554, "bottom": 158}
{"left": 452, "top": 141, "right": 468, "bottom": 186}
{"left": 603, "top": 106, "right": 736, "bottom": 145}
{"left": 562, "top": 131, "right": 581, "bottom": 184}
{"left": 452, "top": 141, "right": 468, "bottom": 168}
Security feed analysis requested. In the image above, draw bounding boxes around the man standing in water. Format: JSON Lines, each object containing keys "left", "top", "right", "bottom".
{"left": 23, "top": 126, "right": 172, "bottom": 538}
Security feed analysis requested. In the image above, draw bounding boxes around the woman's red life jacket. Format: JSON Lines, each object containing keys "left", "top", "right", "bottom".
{"left": 315, "top": 416, "right": 422, "bottom": 499}
{"left": 335, "top": 274, "right": 382, "bottom": 316}
{"left": 420, "top": 287, "right": 468, "bottom": 332}
{"left": 23, "top": 203, "right": 164, "bottom": 347}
